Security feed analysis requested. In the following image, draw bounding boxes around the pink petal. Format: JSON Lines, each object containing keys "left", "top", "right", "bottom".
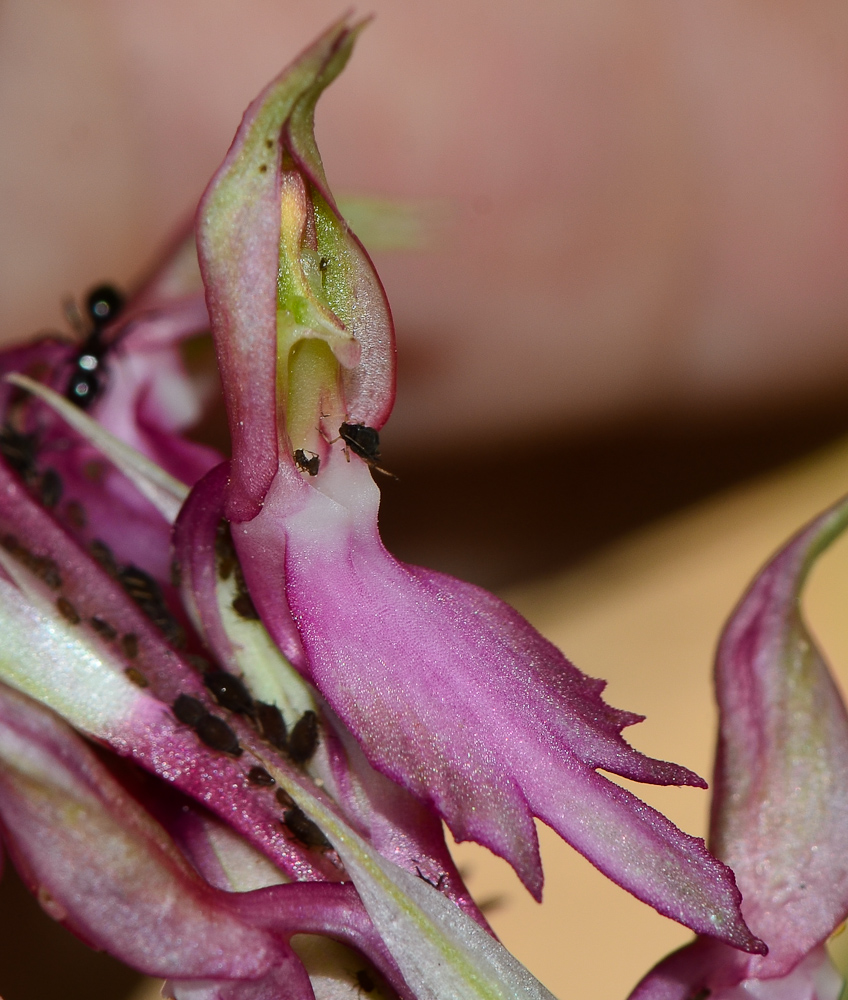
{"left": 0, "top": 682, "right": 289, "bottom": 980}
{"left": 197, "top": 17, "right": 394, "bottom": 522}
{"left": 235, "top": 450, "right": 762, "bottom": 950}
{"left": 710, "top": 495, "right": 848, "bottom": 976}
{"left": 176, "top": 463, "right": 489, "bottom": 927}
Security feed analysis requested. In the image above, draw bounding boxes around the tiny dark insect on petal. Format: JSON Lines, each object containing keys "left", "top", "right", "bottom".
{"left": 294, "top": 449, "right": 320, "bottom": 476}
{"left": 355, "top": 970, "right": 376, "bottom": 993}
{"left": 256, "top": 701, "right": 288, "bottom": 752}
{"left": 120, "top": 633, "right": 139, "bottom": 659}
{"left": 204, "top": 670, "right": 255, "bottom": 716}
{"left": 89, "top": 539, "right": 118, "bottom": 577}
{"left": 90, "top": 616, "right": 118, "bottom": 640}
{"left": 232, "top": 591, "right": 260, "bottom": 620}
{"left": 125, "top": 666, "right": 149, "bottom": 688}
{"left": 39, "top": 468, "right": 63, "bottom": 509}
{"left": 56, "top": 596, "right": 80, "bottom": 625}
{"left": 173, "top": 694, "right": 206, "bottom": 727}
{"left": 64, "top": 499, "right": 87, "bottom": 529}
{"left": 119, "top": 564, "right": 162, "bottom": 603}
{"left": 214, "top": 521, "right": 237, "bottom": 580}
{"left": 288, "top": 710, "right": 319, "bottom": 765}
{"left": 283, "top": 806, "right": 331, "bottom": 849}
{"left": 338, "top": 422, "right": 380, "bottom": 462}
{"left": 196, "top": 714, "right": 242, "bottom": 756}
{"left": 275, "top": 787, "right": 294, "bottom": 809}
{"left": 247, "top": 766, "right": 275, "bottom": 788}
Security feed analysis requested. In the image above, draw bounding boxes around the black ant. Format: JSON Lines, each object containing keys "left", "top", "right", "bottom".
{"left": 66, "top": 284, "right": 125, "bottom": 409}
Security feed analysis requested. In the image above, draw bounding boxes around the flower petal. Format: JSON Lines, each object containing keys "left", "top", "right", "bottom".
{"left": 176, "top": 462, "right": 489, "bottom": 927}
{"left": 7, "top": 373, "right": 188, "bottom": 523}
{"left": 0, "top": 682, "right": 290, "bottom": 980}
{"left": 235, "top": 448, "right": 762, "bottom": 950}
{"left": 628, "top": 941, "right": 842, "bottom": 1000}
{"left": 0, "top": 460, "right": 344, "bottom": 883}
{"left": 710, "top": 495, "right": 848, "bottom": 975}
{"left": 197, "top": 16, "right": 394, "bottom": 521}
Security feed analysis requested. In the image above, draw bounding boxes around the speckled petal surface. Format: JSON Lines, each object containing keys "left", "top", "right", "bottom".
{"left": 235, "top": 447, "right": 760, "bottom": 949}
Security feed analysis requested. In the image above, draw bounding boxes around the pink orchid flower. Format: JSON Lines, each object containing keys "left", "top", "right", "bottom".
{"left": 630, "top": 495, "right": 848, "bottom": 1000}
{"left": 196, "top": 15, "right": 761, "bottom": 951}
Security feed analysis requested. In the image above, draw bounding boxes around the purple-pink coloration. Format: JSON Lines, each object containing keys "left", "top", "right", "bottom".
{"left": 630, "top": 495, "right": 848, "bottom": 999}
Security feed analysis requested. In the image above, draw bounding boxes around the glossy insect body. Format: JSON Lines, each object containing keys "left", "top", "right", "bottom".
{"left": 338, "top": 422, "right": 380, "bottom": 463}
{"left": 66, "top": 284, "right": 125, "bottom": 409}
{"left": 338, "top": 422, "right": 395, "bottom": 478}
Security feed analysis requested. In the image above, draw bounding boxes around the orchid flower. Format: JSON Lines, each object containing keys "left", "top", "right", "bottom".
{"left": 0, "top": 15, "right": 769, "bottom": 998}
{"left": 197, "top": 14, "right": 763, "bottom": 951}
{"left": 629, "top": 494, "right": 848, "bottom": 1000}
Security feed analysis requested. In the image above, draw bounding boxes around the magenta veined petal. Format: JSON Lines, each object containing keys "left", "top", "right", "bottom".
{"left": 233, "top": 448, "right": 762, "bottom": 951}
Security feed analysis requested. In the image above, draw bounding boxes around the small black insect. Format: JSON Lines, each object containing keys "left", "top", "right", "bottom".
{"left": 39, "top": 468, "right": 62, "bottom": 509}
{"left": 283, "top": 805, "right": 331, "bottom": 849}
{"left": 121, "top": 633, "right": 139, "bottom": 659}
{"left": 204, "top": 670, "right": 255, "bottom": 717}
{"left": 173, "top": 694, "right": 206, "bottom": 727}
{"left": 338, "top": 422, "right": 381, "bottom": 463}
{"left": 293, "top": 449, "right": 320, "bottom": 476}
{"left": 355, "top": 969, "right": 376, "bottom": 994}
{"left": 30, "top": 554, "right": 61, "bottom": 590}
{"left": 256, "top": 701, "right": 288, "bottom": 752}
{"left": 195, "top": 714, "right": 243, "bottom": 756}
{"left": 275, "top": 787, "right": 294, "bottom": 809}
{"left": 118, "top": 564, "right": 185, "bottom": 647}
{"left": 214, "top": 521, "right": 237, "bottom": 581}
{"left": 89, "top": 539, "right": 119, "bottom": 577}
{"left": 125, "top": 666, "right": 149, "bottom": 688}
{"left": 0, "top": 424, "right": 38, "bottom": 484}
{"left": 232, "top": 590, "right": 260, "bottom": 621}
{"left": 288, "top": 710, "right": 319, "bottom": 765}
{"left": 247, "top": 766, "right": 275, "bottom": 788}
{"left": 66, "top": 284, "right": 125, "bottom": 409}
{"left": 90, "top": 616, "right": 118, "bottom": 640}
{"left": 338, "top": 423, "right": 395, "bottom": 478}
{"left": 118, "top": 564, "right": 161, "bottom": 604}
{"left": 56, "top": 596, "right": 81, "bottom": 625}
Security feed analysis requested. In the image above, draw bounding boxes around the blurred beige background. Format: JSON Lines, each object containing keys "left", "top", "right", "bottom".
{"left": 3, "top": 2, "right": 848, "bottom": 999}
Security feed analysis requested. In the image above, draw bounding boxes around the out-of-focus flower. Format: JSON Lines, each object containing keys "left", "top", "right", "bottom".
{"left": 197, "top": 15, "right": 761, "bottom": 951}
{"left": 630, "top": 495, "right": 848, "bottom": 1000}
